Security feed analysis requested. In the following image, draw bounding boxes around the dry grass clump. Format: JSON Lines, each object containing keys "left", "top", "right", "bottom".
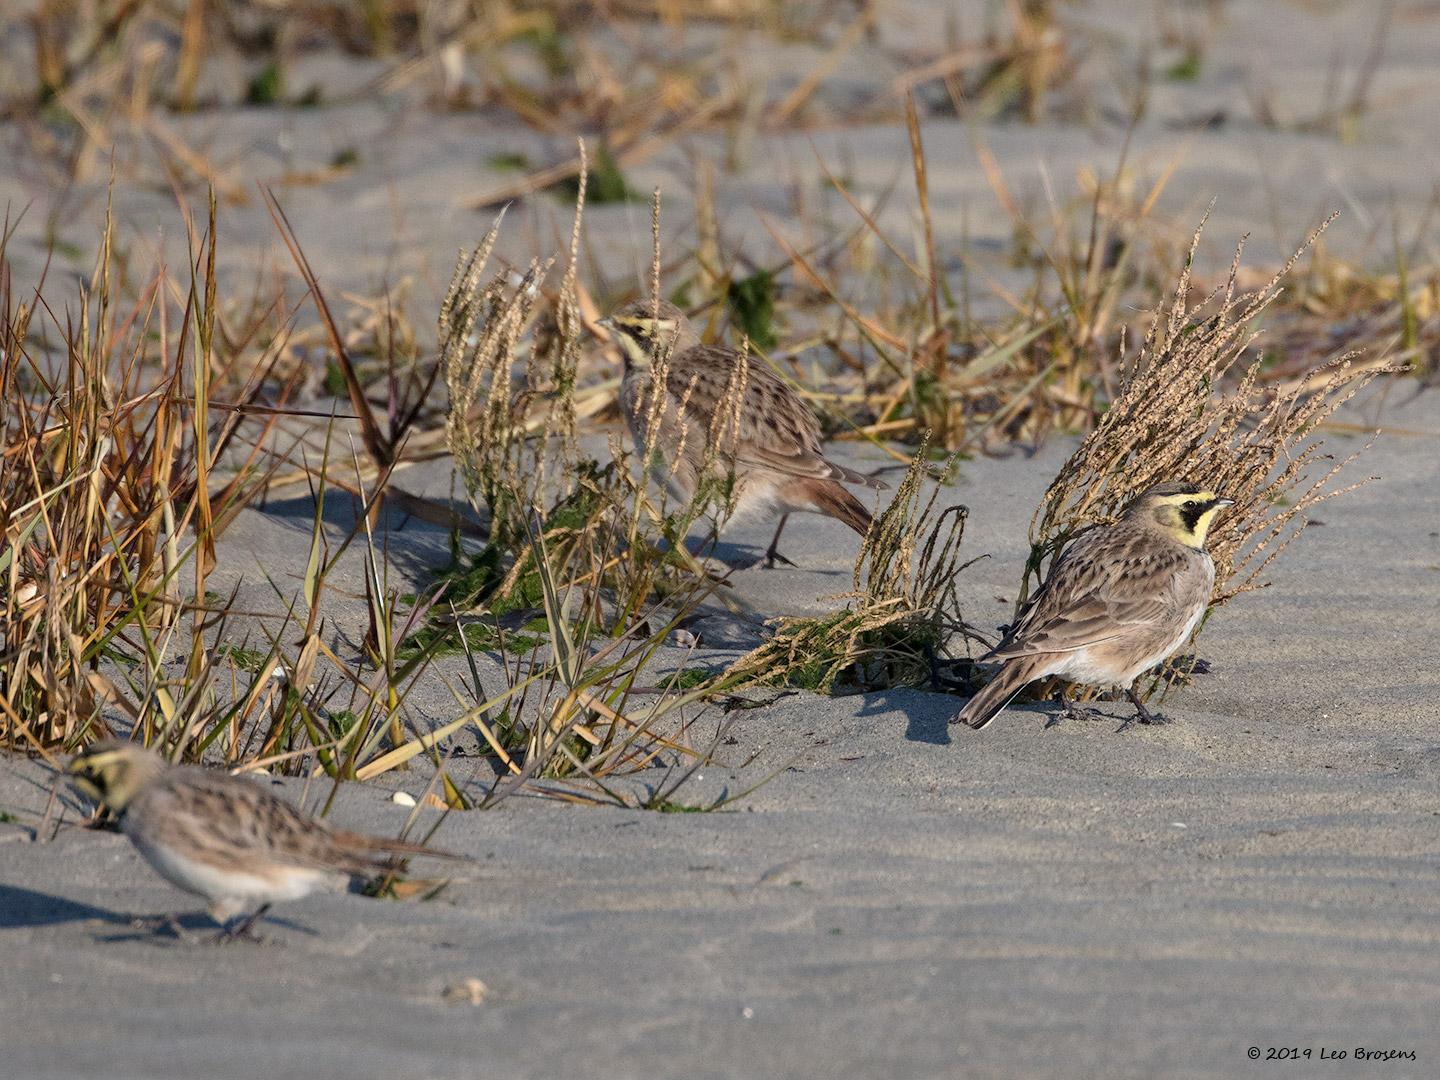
{"left": 442, "top": 219, "right": 562, "bottom": 548}
{"left": 0, "top": 194, "right": 458, "bottom": 790}
{"left": 898, "top": 0, "right": 1072, "bottom": 125}
{"left": 0, "top": 200, "right": 277, "bottom": 752}
{"left": 0, "top": 173, "right": 730, "bottom": 812}
{"left": 723, "top": 443, "right": 977, "bottom": 694}
{"left": 7, "top": 0, "right": 1085, "bottom": 215}
{"left": 8, "top": 1, "right": 838, "bottom": 132}
{"left": 1262, "top": 243, "right": 1440, "bottom": 386}
{"left": 435, "top": 170, "right": 992, "bottom": 783}
{"left": 436, "top": 173, "right": 757, "bottom": 793}
{"left": 1020, "top": 215, "right": 1387, "bottom": 674}
{"left": 440, "top": 163, "right": 629, "bottom": 610}
{"left": 760, "top": 109, "right": 1429, "bottom": 465}
{"left": 767, "top": 120, "right": 1183, "bottom": 458}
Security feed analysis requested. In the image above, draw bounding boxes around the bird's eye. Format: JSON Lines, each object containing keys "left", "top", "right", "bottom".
{"left": 1182, "top": 500, "right": 1197, "bottom": 509}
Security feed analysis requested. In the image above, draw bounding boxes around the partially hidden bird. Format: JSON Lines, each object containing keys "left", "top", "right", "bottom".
{"left": 601, "top": 299, "right": 884, "bottom": 567}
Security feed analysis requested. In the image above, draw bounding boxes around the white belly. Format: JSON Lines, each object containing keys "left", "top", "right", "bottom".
{"left": 125, "top": 826, "right": 334, "bottom": 921}
{"left": 1046, "top": 602, "right": 1209, "bottom": 689}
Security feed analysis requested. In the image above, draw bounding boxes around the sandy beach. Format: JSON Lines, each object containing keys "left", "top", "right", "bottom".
{"left": 5, "top": 378, "right": 1437, "bottom": 1078}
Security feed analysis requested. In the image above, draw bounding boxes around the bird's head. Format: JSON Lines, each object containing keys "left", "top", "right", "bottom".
{"left": 598, "top": 299, "right": 696, "bottom": 369}
{"left": 1126, "top": 482, "right": 1234, "bottom": 549}
{"left": 65, "top": 741, "right": 166, "bottom": 813}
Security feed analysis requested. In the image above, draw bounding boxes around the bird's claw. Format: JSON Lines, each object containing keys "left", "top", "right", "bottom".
{"left": 209, "top": 904, "right": 272, "bottom": 945}
{"left": 209, "top": 925, "right": 267, "bottom": 946}
{"left": 1117, "top": 710, "right": 1171, "bottom": 732}
{"left": 132, "top": 914, "right": 199, "bottom": 944}
{"left": 1121, "top": 688, "right": 1171, "bottom": 730}
{"left": 763, "top": 547, "right": 797, "bottom": 570}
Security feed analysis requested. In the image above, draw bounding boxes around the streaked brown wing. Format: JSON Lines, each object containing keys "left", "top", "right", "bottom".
{"left": 635, "top": 345, "right": 884, "bottom": 489}
{"left": 151, "top": 770, "right": 388, "bottom": 876}
{"left": 737, "top": 443, "right": 882, "bottom": 487}
{"left": 992, "top": 590, "right": 1175, "bottom": 658}
{"left": 662, "top": 347, "right": 842, "bottom": 480}
{"left": 992, "top": 527, "right": 1190, "bottom": 659}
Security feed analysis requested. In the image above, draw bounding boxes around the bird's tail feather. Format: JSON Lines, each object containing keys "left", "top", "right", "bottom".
{"left": 954, "top": 659, "right": 1040, "bottom": 730}
{"left": 824, "top": 459, "right": 889, "bottom": 490}
{"left": 806, "top": 479, "right": 873, "bottom": 537}
{"left": 333, "top": 830, "right": 469, "bottom": 871}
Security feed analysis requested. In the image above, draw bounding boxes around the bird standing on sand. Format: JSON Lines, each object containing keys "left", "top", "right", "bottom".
{"left": 600, "top": 299, "right": 884, "bottom": 567}
{"left": 66, "top": 741, "right": 460, "bottom": 941}
{"left": 954, "top": 482, "right": 1234, "bottom": 730}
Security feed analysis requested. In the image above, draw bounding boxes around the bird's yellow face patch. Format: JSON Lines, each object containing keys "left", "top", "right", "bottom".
{"left": 608, "top": 315, "right": 680, "bottom": 368}
{"left": 1145, "top": 489, "right": 1233, "bottom": 548}
{"left": 65, "top": 744, "right": 155, "bottom": 812}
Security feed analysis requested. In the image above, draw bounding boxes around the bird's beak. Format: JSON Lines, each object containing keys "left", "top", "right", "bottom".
{"left": 1214, "top": 497, "right": 1235, "bottom": 509}
{"left": 595, "top": 316, "right": 614, "bottom": 334}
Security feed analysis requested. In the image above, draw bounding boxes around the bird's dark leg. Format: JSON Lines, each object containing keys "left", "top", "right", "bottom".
{"left": 763, "top": 514, "right": 796, "bottom": 569}
{"left": 211, "top": 904, "right": 272, "bottom": 945}
{"left": 1053, "top": 684, "right": 1103, "bottom": 724}
{"left": 1120, "top": 685, "right": 1170, "bottom": 730}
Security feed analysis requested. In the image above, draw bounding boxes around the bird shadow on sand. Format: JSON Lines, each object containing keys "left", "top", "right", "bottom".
{"left": 0, "top": 883, "right": 131, "bottom": 929}
{"left": 851, "top": 688, "right": 957, "bottom": 746}
{"left": 0, "top": 883, "right": 314, "bottom": 944}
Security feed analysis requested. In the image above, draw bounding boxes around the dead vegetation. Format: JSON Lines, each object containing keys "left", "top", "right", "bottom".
{"left": 0, "top": 197, "right": 279, "bottom": 752}
{"left": 724, "top": 442, "right": 978, "bottom": 694}
{"left": 0, "top": 1, "right": 1421, "bottom": 796}
{"left": 0, "top": 167, "right": 757, "bottom": 817}
{"left": 1017, "top": 214, "right": 1390, "bottom": 700}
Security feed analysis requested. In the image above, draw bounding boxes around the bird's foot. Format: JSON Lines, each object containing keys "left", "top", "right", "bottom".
{"left": 210, "top": 925, "right": 267, "bottom": 946}
{"left": 132, "top": 913, "right": 200, "bottom": 944}
{"left": 762, "top": 546, "right": 797, "bottom": 570}
{"left": 1050, "top": 688, "right": 1105, "bottom": 726}
{"left": 1111, "top": 714, "right": 1169, "bottom": 743}
{"left": 928, "top": 651, "right": 976, "bottom": 693}
{"left": 210, "top": 904, "right": 271, "bottom": 945}
{"left": 759, "top": 514, "right": 795, "bottom": 570}
{"left": 1119, "top": 688, "right": 1172, "bottom": 730}
{"left": 1118, "top": 712, "right": 1172, "bottom": 732}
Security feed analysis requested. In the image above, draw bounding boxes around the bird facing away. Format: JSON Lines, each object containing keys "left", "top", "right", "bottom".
{"left": 600, "top": 299, "right": 885, "bottom": 567}
{"left": 66, "top": 741, "right": 460, "bottom": 941}
{"left": 954, "top": 483, "right": 1234, "bottom": 730}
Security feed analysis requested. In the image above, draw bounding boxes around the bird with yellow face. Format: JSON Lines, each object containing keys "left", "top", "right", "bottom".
{"left": 955, "top": 482, "right": 1234, "bottom": 730}
{"left": 66, "top": 741, "right": 461, "bottom": 941}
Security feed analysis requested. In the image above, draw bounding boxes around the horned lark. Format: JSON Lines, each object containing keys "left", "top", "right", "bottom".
{"left": 954, "top": 482, "right": 1233, "bottom": 730}
{"left": 66, "top": 741, "right": 460, "bottom": 940}
{"left": 600, "top": 299, "right": 884, "bottom": 566}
